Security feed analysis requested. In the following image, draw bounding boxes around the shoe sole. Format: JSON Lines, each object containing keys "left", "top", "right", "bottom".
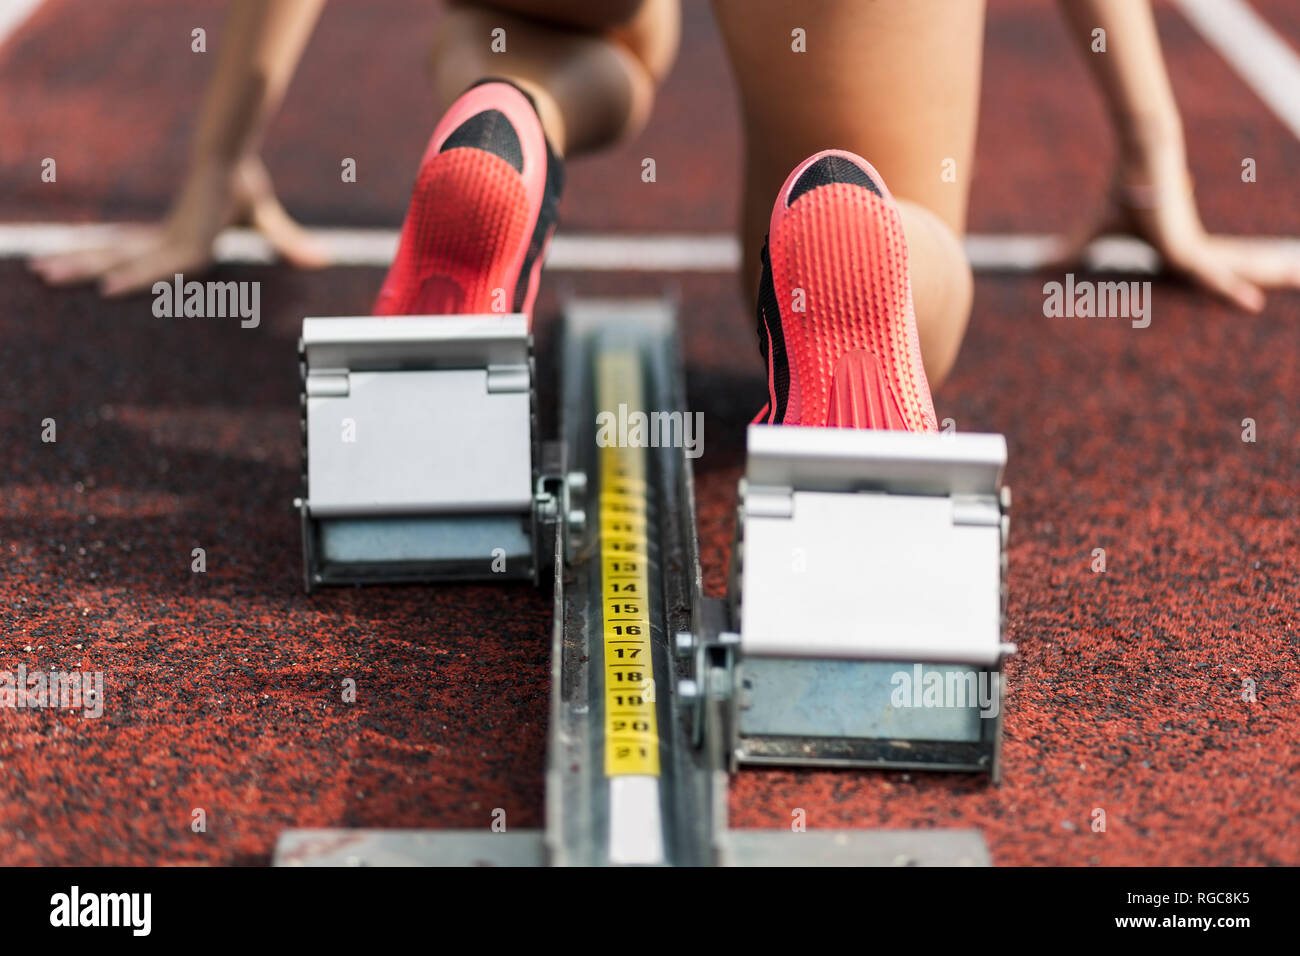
{"left": 764, "top": 149, "right": 937, "bottom": 431}
{"left": 373, "top": 82, "right": 552, "bottom": 320}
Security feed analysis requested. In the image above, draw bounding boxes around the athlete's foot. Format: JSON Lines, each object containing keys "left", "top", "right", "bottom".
{"left": 372, "top": 79, "right": 565, "bottom": 322}
{"left": 752, "top": 149, "right": 937, "bottom": 432}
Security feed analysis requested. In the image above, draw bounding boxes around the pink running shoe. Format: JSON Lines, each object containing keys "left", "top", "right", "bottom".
{"left": 753, "top": 149, "right": 937, "bottom": 431}
{"left": 372, "top": 79, "right": 564, "bottom": 322}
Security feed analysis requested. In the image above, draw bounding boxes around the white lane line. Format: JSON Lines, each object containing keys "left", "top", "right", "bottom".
{"left": 1175, "top": 0, "right": 1300, "bottom": 142}
{"left": 546, "top": 232, "right": 737, "bottom": 272}
{"left": 0, "top": 224, "right": 739, "bottom": 271}
{"left": 0, "top": 0, "right": 43, "bottom": 52}
{"left": 3, "top": 222, "right": 1298, "bottom": 274}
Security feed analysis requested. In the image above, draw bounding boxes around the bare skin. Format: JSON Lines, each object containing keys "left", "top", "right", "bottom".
{"left": 431, "top": 0, "right": 679, "bottom": 155}
{"left": 1052, "top": 0, "right": 1300, "bottom": 312}
{"left": 712, "top": 0, "right": 984, "bottom": 388}
{"left": 30, "top": 0, "right": 330, "bottom": 296}
{"left": 30, "top": 0, "right": 1300, "bottom": 383}
{"left": 27, "top": 0, "right": 678, "bottom": 295}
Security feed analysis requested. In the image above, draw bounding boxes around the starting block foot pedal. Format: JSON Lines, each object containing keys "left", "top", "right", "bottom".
{"left": 296, "top": 314, "right": 557, "bottom": 591}
{"left": 713, "top": 424, "right": 1013, "bottom": 778}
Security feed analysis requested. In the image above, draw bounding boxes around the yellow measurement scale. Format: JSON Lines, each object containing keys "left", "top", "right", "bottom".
{"left": 597, "top": 351, "right": 661, "bottom": 777}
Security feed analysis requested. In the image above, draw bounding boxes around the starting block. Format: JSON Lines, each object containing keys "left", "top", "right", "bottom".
{"left": 686, "top": 424, "right": 1013, "bottom": 779}
{"left": 295, "top": 314, "right": 560, "bottom": 591}
{"left": 280, "top": 299, "right": 1012, "bottom": 865}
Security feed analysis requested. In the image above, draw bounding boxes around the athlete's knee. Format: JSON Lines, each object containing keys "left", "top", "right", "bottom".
{"left": 430, "top": 8, "right": 496, "bottom": 106}
{"left": 578, "top": 0, "right": 651, "bottom": 31}
{"left": 941, "top": 216, "right": 974, "bottom": 321}
{"left": 925, "top": 207, "right": 974, "bottom": 336}
{"left": 609, "top": 0, "right": 680, "bottom": 85}
{"left": 433, "top": 4, "right": 494, "bottom": 61}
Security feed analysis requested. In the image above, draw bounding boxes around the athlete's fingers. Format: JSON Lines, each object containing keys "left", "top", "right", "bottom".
{"left": 99, "top": 245, "right": 210, "bottom": 298}
{"left": 29, "top": 225, "right": 161, "bottom": 283}
{"left": 1206, "top": 238, "right": 1300, "bottom": 289}
{"left": 249, "top": 193, "right": 332, "bottom": 269}
{"left": 1168, "top": 248, "right": 1266, "bottom": 313}
{"left": 29, "top": 239, "right": 147, "bottom": 285}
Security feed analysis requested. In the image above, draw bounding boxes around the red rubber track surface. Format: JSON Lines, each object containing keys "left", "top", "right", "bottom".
{"left": 1, "top": 1, "right": 1298, "bottom": 865}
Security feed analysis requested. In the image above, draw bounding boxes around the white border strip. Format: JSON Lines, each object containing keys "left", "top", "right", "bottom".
{"left": 0, "top": 0, "right": 42, "bottom": 51}
{"left": 3, "top": 222, "right": 1298, "bottom": 274}
{"left": 1175, "top": 0, "right": 1300, "bottom": 142}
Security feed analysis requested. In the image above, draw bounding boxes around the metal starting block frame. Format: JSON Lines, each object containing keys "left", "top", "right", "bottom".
{"left": 278, "top": 300, "right": 1010, "bottom": 866}
{"left": 682, "top": 425, "right": 1013, "bottom": 780}
{"left": 295, "top": 314, "right": 563, "bottom": 591}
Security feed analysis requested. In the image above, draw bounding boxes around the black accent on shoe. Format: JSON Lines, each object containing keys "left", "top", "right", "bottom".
{"left": 755, "top": 238, "right": 789, "bottom": 424}
{"left": 440, "top": 109, "right": 524, "bottom": 173}
{"left": 787, "top": 154, "right": 881, "bottom": 206}
{"left": 510, "top": 104, "right": 565, "bottom": 313}
{"left": 513, "top": 137, "right": 565, "bottom": 311}
{"left": 457, "top": 78, "right": 566, "bottom": 313}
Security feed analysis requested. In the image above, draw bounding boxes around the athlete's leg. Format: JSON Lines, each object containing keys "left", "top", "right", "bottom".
{"left": 374, "top": 1, "right": 678, "bottom": 318}
{"left": 712, "top": 0, "right": 984, "bottom": 388}
{"left": 433, "top": 0, "right": 681, "bottom": 156}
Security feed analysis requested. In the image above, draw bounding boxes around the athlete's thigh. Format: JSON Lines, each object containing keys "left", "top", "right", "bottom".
{"left": 712, "top": 0, "right": 985, "bottom": 234}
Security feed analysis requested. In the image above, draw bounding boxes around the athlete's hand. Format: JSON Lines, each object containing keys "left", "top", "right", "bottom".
{"left": 1051, "top": 154, "right": 1300, "bottom": 313}
{"left": 29, "top": 155, "right": 330, "bottom": 297}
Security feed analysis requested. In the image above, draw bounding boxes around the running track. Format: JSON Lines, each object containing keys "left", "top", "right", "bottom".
{"left": 0, "top": 0, "right": 1297, "bottom": 865}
